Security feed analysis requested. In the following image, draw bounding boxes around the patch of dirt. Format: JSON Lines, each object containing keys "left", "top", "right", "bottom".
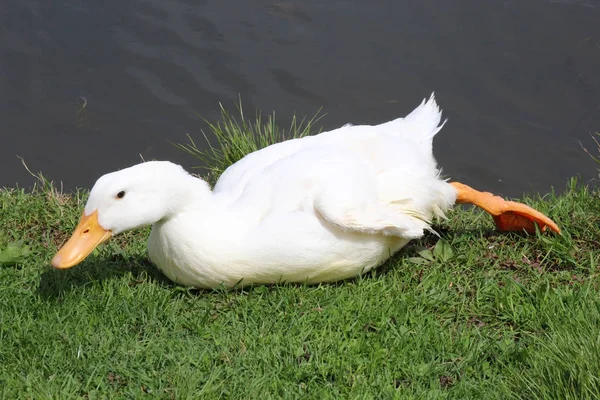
{"left": 439, "top": 375, "right": 454, "bottom": 389}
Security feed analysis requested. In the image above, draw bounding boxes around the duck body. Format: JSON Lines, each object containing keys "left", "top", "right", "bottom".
{"left": 51, "top": 94, "right": 559, "bottom": 288}
{"left": 148, "top": 95, "right": 455, "bottom": 287}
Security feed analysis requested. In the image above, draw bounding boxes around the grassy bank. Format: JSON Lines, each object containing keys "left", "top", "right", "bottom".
{"left": 1, "top": 177, "right": 599, "bottom": 398}
{"left": 2, "top": 107, "right": 600, "bottom": 398}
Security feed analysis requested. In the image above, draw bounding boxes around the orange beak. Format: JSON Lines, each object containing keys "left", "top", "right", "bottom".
{"left": 51, "top": 210, "right": 112, "bottom": 269}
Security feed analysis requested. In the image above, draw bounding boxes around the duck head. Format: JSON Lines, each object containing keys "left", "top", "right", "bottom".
{"left": 51, "top": 161, "right": 209, "bottom": 269}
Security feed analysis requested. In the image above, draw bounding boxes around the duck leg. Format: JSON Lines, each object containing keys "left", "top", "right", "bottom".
{"left": 450, "top": 182, "right": 560, "bottom": 234}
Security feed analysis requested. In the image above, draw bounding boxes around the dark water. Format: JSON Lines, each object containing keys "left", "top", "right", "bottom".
{"left": 1, "top": 0, "right": 599, "bottom": 197}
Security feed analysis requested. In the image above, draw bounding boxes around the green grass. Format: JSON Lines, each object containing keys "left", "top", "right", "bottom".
{"left": 2, "top": 177, "right": 600, "bottom": 398}
{"left": 1, "top": 106, "right": 600, "bottom": 398}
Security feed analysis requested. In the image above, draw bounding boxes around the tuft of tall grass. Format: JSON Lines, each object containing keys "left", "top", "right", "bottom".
{"left": 175, "top": 100, "right": 324, "bottom": 184}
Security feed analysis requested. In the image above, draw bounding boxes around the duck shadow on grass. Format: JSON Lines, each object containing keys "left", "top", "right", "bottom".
{"left": 36, "top": 227, "right": 531, "bottom": 299}
{"left": 36, "top": 254, "right": 176, "bottom": 299}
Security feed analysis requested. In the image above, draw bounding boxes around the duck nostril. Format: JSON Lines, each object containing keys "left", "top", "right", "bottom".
{"left": 83, "top": 229, "right": 90, "bottom": 234}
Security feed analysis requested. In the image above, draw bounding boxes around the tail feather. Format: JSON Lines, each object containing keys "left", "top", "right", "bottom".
{"left": 376, "top": 92, "right": 446, "bottom": 155}
{"left": 403, "top": 92, "right": 447, "bottom": 140}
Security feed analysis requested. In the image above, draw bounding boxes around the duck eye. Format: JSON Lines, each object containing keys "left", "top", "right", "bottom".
{"left": 116, "top": 191, "right": 126, "bottom": 199}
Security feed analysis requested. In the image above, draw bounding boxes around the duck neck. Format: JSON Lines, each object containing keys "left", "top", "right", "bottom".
{"left": 161, "top": 174, "right": 213, "bottom": 221}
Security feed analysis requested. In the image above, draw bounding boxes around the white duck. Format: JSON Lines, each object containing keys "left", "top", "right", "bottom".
{"left": 51, "top": 95, "right": 559, "bottom": 288}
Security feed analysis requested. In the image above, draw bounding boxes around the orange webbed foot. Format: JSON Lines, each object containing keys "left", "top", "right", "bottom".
{"left": 450, "top": 182, "right": 560, "bottom": 234}
{"left": 491, "top": 200, "right": 560, "bottom": 234}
